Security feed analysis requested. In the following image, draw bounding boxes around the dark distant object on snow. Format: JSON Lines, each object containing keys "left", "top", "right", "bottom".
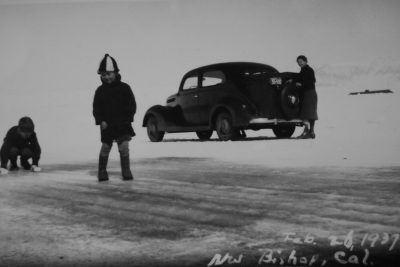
{"left": 349, "top": 89, "right": 393, "bottom": 95}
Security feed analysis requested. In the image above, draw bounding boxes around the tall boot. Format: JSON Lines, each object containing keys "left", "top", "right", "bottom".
{"left": 120, "top": 154, "right": 133, "bottom": 181}
{"left": 309, "top": 120, "right": 316, "bottom": 139}
{"left": 297, "top": 127, "right": 309, "bottom": 139}
{"left": 98, "top": 155, "right": 109, "bottom": 182}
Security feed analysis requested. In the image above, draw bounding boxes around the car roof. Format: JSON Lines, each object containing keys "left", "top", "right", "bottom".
{"left": 184, "top": 62, "right": 279, "bottom": 76}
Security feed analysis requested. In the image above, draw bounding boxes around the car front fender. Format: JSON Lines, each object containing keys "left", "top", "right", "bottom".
{"left": 142, "top": 105, "right": 176, "bottom": 130}
{"left": 143, "top": 105, "right": 184, "bottom": 130}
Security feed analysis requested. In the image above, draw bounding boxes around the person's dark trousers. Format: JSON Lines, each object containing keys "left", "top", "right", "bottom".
{"left": 20, "top": 147, "right": 33, "bottom": 170}
{"left": 8, "top": 147, "right": 20, "bottom": 170}
{"left": 5, "top": 147, "right": 34, "bottom": 170}
{"left": 9, "top": 147, "right": 36, "bottom": 170}
{"left": 118, "top": 140, "right": 133, "bottom": 180}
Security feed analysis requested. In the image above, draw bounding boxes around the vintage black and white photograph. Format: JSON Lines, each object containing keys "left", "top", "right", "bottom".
{"left": 0, "top": 0, "right": 399, "bottom": 266}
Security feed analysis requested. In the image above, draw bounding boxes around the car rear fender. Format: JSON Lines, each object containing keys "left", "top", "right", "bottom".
{"left": 210, "top": 99, "right": 250, "bottom": 128}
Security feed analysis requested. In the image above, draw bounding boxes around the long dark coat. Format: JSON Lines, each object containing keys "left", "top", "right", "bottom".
{"left": 93, "top": 74, "right": 137, "bottom": 144}
{"left": 298, "top": 64, "right": 318, "bottom": 120}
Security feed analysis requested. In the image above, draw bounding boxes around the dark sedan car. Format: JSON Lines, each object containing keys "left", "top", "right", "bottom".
{"left": 143, "top": 62, "right": 303, "bottom": 141}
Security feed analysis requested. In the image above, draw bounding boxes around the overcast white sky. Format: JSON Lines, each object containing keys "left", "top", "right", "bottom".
{"left": 0, "top": 0, "right": 399, "bottom": 163}
{"left": 1, "top": 0, "right": 399, "bottom": 85}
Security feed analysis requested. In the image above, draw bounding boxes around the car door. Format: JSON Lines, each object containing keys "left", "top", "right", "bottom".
{"left": 176, "top": 74, "right": 201, "bottom": 125}
{"left": 198, "top": 70, "right": 227, "bottom": 124}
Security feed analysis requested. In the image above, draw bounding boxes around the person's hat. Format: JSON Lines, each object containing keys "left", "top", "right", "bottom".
{"left": 18, "top": 116, "right": 34, "bottom": 133}
{"left": 97, "top": 54, "right": 119, "bottom": 74}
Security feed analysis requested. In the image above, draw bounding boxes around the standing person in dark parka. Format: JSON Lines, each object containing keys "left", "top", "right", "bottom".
{"left": 0, "top": 117, "right": 42, "bottom": 174}
{"left": 295, "top": 55, "right": 318, "bottom": 139}
{"left": 93, "top": 54, "right": 136, "bottom": 182}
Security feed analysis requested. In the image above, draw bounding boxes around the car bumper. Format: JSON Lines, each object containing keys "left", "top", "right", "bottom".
{"left": 249, "top": 117, "right": 303, "bottom": 126}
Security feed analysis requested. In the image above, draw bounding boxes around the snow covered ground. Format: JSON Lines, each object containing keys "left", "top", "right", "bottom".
{"left": 1, "top": 74, "right": 399, "bottom": 169}
{"left": 1, "top": 158, "right": 399, "bottom": 267}
{"left": 1, "top": 73, "right": 399, "bottom": 266}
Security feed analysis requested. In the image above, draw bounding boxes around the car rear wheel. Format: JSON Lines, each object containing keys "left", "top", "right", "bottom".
{"left": 196, "top": 130, "right": 213, "bottom": 140}
{"left": 272, "top": 125, "right": 296, "bottom": 138}
{"left": 146, "top": 116, "right": 165, "bottom": 142}
{"left": 215, "top": 112, "right": 237, "bottom": 141}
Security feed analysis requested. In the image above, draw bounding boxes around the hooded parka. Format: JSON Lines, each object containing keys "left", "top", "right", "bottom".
{"left": 93, "top": 74, "right": 137, "bottom": 144}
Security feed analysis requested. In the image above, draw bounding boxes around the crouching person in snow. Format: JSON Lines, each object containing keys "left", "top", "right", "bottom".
{"left": 0, "top": 117, "right": 42, "bottom": 174}
{"left": 93, "top": 54, "right": 136, "bottom": 182}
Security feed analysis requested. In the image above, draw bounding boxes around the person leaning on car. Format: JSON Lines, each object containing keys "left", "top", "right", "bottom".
{"left": 295, "top": 55, "right": 318, "bottom": 139}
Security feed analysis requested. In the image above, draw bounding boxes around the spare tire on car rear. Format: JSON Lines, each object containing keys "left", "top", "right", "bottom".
{"left": 280, "top": 82, "right": 301, "bottom": 118}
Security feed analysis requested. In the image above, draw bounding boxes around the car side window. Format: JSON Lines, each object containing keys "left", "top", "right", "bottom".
{"left": 202, "top": 70, "right": 226, "bottom": 87}
{"left": 182, "top": 76, "right": 198, "bottom": 90}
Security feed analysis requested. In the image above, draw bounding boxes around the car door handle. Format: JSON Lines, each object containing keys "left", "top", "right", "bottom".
{"left": 193, "top": 95, "right": 199, "bottom": 98}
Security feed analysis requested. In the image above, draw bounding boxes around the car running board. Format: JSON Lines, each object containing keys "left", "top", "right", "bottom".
{"left": 165, "top": 125, "right": 211, "bottom": 133}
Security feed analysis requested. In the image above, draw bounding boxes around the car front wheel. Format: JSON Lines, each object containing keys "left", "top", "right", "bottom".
{"left": 146, "top": 116, "right": 165, "bottom": 142}
{"left": 196, "top": 130, "right": 213, "bottom": 140}
{"left": 215, "top": 112, "right": 237, "bottom": 141}
{"left": 272, "top": 125, "right": 296, "bottom": 138}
